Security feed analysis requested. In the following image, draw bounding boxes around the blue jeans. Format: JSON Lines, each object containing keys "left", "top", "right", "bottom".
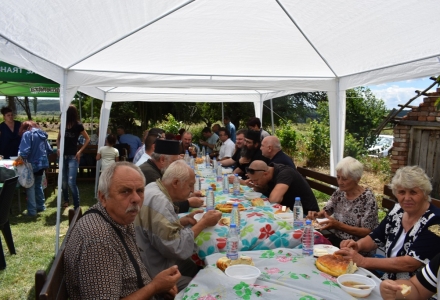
{"left": 62, "top": 155, "right": 80, "bottom": 209}
{"left": 26, "top": 174, "right": 45, "bottom": 216}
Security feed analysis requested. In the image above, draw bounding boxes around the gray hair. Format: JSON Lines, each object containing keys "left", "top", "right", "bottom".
{"left": 162, "top": 160, "right": 191, "bottom": 185}
{"left": 390, "top": 166, "right": 432, "bottom": 202}
{"left": 335, "top": 156, "right": 363, "bottom": 181}
{"left": 150, "top": 152, "right": 164, "bottom": 161}
{"left": 98, "top": 162, "right": 145, "bottom": 199}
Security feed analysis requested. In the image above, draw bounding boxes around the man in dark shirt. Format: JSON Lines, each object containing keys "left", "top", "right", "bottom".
{"left": 233, "top": 130, "right": 269, "bottom": 178}
{"left": 246, "top": 160, "right": 319, "bottom": 213}
{"left": 139, "top": 139, "right": 203, "bottom": 212}
{"left": 260, "top": 136, "right": 296, "bottom": 168}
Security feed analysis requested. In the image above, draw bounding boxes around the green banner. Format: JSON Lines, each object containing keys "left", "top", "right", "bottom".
{"left": 0, "top": 61, "right": 56, "bottom": 83}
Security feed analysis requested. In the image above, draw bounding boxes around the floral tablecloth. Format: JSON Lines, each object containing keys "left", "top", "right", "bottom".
{"left": 184, "top": 173, "right": 330, "bottom": 264}
{"left": 176, "top": 248, "right": 382, "bottom": 300}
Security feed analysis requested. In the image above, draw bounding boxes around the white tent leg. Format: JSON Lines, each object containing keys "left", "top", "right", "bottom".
{"left": 328, "top": 80, "right": 346, "bottom": 176}
{"left": 94, "top": 97, "right": 112, "bottom": 198}
{"left": 270, "top": 98, "right": 274, "bottom": 134}
{"left": 55, "top": 71, "right": 78, "bottom": 254}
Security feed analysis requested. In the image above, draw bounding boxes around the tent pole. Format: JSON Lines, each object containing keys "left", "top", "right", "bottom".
{"left": 270, "top": 98, "right": 274, "bottom": 134}
{"left": 91, "top": 98, "right": 94, "bottom": 135}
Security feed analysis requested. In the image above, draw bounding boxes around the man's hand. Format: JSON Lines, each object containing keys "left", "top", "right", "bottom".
{"left": 334, "top": 246, "right": 365, "bottom": 266}
{"left": 161, "top": 285, "right": 178, "bottom": 300}
{"left": 150, "top": 265, "right": 181, "bottom": 295}
{"left": 191, "top": 190, "right": 203, "bottom": 197}
{"left": 180, "top": 209, "right": 204, "bottom": 226}
{"left": 239, "top": 157, "right": 250, "bottom": 165}
{"left": 200, "top": 210, "right": 222, "bottom": 227}
{"left": 188, "top": 197, "right": 204, "bottom": 208}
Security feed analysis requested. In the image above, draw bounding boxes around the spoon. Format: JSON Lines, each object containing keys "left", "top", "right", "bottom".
{"left": 352, "top": 285, "right": 374, "bottom": 289}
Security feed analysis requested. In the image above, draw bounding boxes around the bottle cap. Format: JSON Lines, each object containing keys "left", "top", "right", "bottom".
{"left": 230, "top": 223, "right": 236, "bottom": 228}
{"left": 305, "top": 220, "right": 312, "bottom": 225}
{"left": 295, "top": 197, "right": 300, "bottom": 201}
{"left": 233, "top": 202, "right": 238, "bottom": 207}
{"left": 208, "top": 187, "right": 213, "bottom": 190}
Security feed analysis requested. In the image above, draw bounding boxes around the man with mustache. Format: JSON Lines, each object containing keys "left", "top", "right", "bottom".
{"left": 139, "top": 139, "right": 203, "bottom": 212}
{"left": 135, "top": 160, "right": 222, "bottom": 291}
{"left": 64, "top": 162, "right": 180, "bottom": 299}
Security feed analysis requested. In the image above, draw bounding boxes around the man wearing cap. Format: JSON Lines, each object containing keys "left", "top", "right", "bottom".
{"left": 135, "top": 160, "right": 222, "bottom": 291}
{"left": 246, "top": 160, "right": 319, "bottom": 214}
{"left": 139, "top": 139, "right": 203, "bottom": 212}
{"left": 260, "top": 136, "right": 296, "bottom": 168}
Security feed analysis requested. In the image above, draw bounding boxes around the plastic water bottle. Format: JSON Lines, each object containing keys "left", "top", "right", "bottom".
{"left": 194, "top": 175, "right": 201, "bottom": 192}
{"left": 226, "top": 224, "right": 239, "bottom": 260}
{"left": 223, "top": 174, "right": 229, "bottom": 194}
{"left": 231, "top": 202, "right": 241, "bottom": 235}
{"left": 293, "top": 197, "right": 304, "bottom": 230}
{"left": 189, "top": 157, "right": 195, "bottom": 169}
{"left": 216, "top": 163, "right": 223, "bottom": 182}
{"left": 202, "top": 146, "right": 206, "bottom": 157}
{"left": 302, "top": 219, "right": 314, "bottom": 256}
{"left": 233, "top": 174, "right": 240, "bottom": 196}
{"left": 213, "top": 156, "right": 218, "bottom": 169}
{"left": 184, "top": 150, "right": 190, "bottom": 164}
{"left": 205, "top": 154, "right": 210, "bottom": 168}
{"left": 206, "top": 187, "right": 215, "bottom": 212}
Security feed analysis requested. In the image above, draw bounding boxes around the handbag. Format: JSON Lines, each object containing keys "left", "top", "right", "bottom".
{"left": 16, "top": 160, "right": 35, "bottom": 188}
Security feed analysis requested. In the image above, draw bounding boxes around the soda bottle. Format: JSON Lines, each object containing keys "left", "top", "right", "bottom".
{"left": 230, "top": 202, "right": 241, "bottom": 235}
{"left": 293, "top": 197, "right": 304, "bottom": 230}
{"left": 302, "top": 219, "right": 314, "bottom": 256}
{"left": 233, "top": 174, "right": 240, "bottom": 196}
{"left": 206, "top": 187, "right": 215, "bottom": 212}
{"left": 226, "top": 224, "right": 239, "bottom": 260}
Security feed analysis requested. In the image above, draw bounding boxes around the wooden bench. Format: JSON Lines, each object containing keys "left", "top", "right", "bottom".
{"left": 297, "top": 166, "right": 338, "bottom": 197}
{"left": 35, "top": 208, "right": 83, "bottom": 300}
{"left": 381, "top": 185, "right": 440, "bottom": 210}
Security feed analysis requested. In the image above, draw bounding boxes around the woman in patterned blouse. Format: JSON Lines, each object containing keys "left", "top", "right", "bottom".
{"left": 337, "top": 166, "right": 440, "bottom": 280}
{"left": 307, "top": 156, "right": 378, "bottom": 255}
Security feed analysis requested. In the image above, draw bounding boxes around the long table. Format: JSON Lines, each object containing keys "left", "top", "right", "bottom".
{"left": 176, "top": 248, "right": 382, "bottom": 300}
{"left": 186, "top": 170, "right": 331, "bottom": 264}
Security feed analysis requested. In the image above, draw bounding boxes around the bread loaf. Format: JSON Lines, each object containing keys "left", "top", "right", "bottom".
{"left": 315, "top": 254, "right": 357, "bottom": 277}
{"left": 251, "top": 198, "right": 265, "bottom": 206}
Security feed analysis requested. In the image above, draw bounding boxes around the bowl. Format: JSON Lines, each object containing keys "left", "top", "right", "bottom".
{"left": 193, "top": 212, "right": 205, "bottom": 222}
{"left": 337, "top": 274, "right": 376, "bottom": 298}
{"left": 225, "top": 265, "right": 261, "bottom": 284}
{"left": 244, "top": 192, "right": 262, "bottom": 200}
{"left": 9, "top": 156, "right": 18, "bottom": 160}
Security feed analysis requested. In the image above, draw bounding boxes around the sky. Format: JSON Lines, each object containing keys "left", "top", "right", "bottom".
{"left": 367, "top": 77, "right": 438, "bottom": 109}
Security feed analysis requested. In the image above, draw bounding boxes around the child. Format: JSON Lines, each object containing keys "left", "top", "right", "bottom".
{"left": 96, "top": 134, "right": 119, "bottom": 172}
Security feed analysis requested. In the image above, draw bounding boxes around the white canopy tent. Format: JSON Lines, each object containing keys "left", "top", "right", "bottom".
{"left": 1, "top": 0, "right": 440, "bottom": 252}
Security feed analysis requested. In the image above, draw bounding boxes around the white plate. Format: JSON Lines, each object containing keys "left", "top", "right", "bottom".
{"left": 193, "top": 212, "right": 205, "bottom": 222}
{"left": 274, "top": 213, "right": 293, "bottom": 221}
{"left": 313, "top": 244, "right": 339, "bottom": 257}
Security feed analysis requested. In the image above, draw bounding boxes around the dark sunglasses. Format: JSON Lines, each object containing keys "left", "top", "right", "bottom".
{"left": 246, "top": 167, "right": 266, "bottom": 174}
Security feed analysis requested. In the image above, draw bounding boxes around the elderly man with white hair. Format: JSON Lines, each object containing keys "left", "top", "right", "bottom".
{"left": 135, "top": 160, "right": 222, "bottom": 291}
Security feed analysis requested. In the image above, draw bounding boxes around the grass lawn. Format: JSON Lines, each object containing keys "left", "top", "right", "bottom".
{"left": 0, "top": 180, "right": 97, "bottom": 299}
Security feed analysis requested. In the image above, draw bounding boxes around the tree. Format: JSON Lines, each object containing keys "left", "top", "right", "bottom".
{"left": 15, "top": 96, "right": 33, "bottom": 120}
{"left": 317, "top": 87, "right": 387, "bottom": 147}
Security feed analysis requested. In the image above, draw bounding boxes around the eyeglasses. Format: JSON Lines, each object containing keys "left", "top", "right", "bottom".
{"left": 246, "top": 167, "right": 266, "bottom": 174}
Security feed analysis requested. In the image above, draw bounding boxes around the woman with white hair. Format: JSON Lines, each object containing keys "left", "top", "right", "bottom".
{"left": 307, "top": 156, "right": 378, "bottom": 254}
{"left": 336, "top": 165, "right": 440, "bottom": 281}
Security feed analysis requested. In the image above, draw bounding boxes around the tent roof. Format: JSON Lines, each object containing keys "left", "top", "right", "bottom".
{"left": 1, "top": 0, "right": 439, "bottom": 96}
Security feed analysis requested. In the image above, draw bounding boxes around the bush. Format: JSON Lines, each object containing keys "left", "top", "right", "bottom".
{"left": 153, "top": 113, "right": 184, "bottom": 134}
{"left": 304, "top": 120, "right": 330, "bottom": 167}
{"left": 275, "top": 120, "right": 298, "bottom": 157}
{"left": 344, "top": 132, "right": 367, "bottom": 158}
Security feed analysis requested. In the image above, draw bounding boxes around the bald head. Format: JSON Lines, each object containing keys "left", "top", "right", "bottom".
{"left": 260, "top": 136, "right": 281, "bottom": 159}
{"left": 249, "top": 160, "right": 269, "bottom": 171}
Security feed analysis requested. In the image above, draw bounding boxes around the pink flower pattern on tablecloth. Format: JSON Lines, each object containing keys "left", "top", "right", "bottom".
{"left": 320, "top": 272, "right": 338, "bottom": 283}
{"left": 198, "top": 295, "right": 218, "bottom": 300}
{"left": 259, "top": 224, "right": 275, "bottom": 239}
{"left": 276, "top": 256, "right": 292, "bottom": 262}
{"left": 247, "top": 212, "right": 264, "bottom": 218}
{"left": 266, "top": 267, "right": 281, "bottom": 274}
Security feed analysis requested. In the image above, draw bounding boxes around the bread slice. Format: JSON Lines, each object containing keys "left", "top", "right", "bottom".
{"left": 251, "top": 198, "right": 265, "bottom": 207}
{"left": 216, "top": 255, "right": 254, "bottom": 271}
{"left": 400, "top": 284, "right": 411, "bottom": 296}
{"left": 315, "top": 254, "right": 358, "bottom": 277}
